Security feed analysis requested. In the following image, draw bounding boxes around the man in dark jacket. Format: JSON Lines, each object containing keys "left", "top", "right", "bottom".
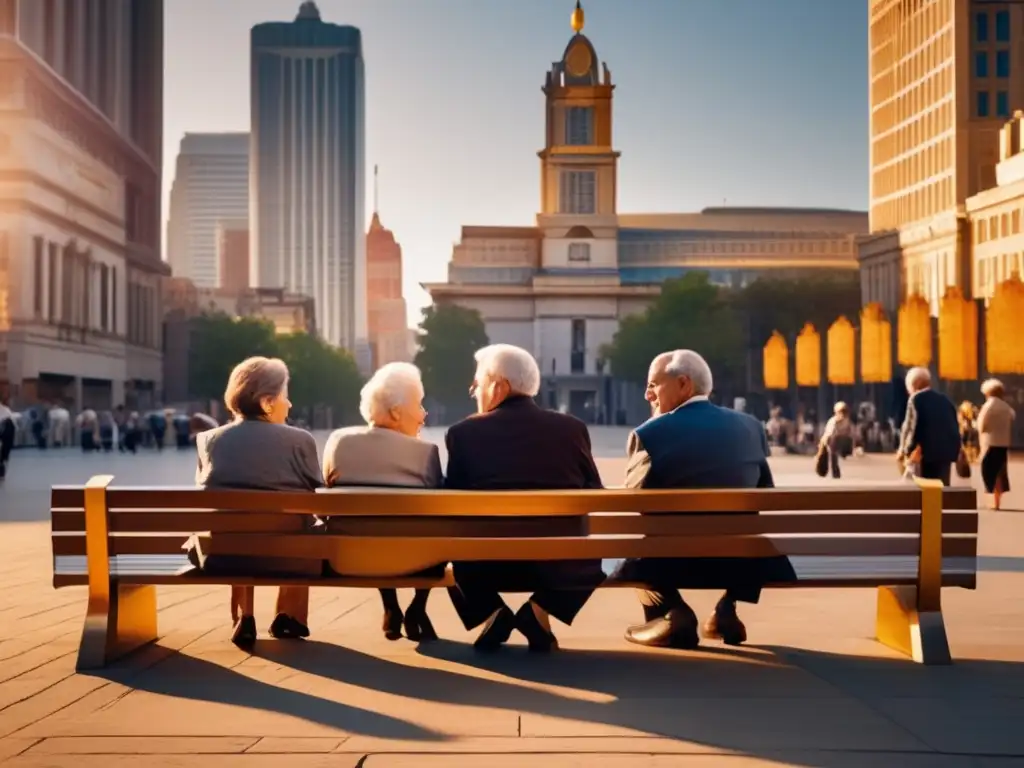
{"left": 612, "top": 349, "right": 795, "bottom": 650}
{"left": 445, "top": 343, "right": 604, "bottom": 653}
{"left": 897, "top": 367, "right": 962, "bottom": 485}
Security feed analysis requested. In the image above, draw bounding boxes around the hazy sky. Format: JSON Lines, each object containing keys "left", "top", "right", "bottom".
{"left": 164, "top": 0, "right": 868, "bottom": 325}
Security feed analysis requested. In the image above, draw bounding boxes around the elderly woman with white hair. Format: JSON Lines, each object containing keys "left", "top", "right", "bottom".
{"left": 978, "top": 378, "right": 1016, "bottom": 510}
{"left": 321, "top": 362, "right": 442, "bottom": 642}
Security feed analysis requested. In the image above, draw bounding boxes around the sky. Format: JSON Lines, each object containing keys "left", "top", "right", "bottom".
{"left": 163, "top": 0, "right": 869, "bottom": 326}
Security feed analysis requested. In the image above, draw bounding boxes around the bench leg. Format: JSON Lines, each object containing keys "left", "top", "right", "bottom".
{"left": 875, "top": 585, "right": 951, "bottom": 665}
{"left": 76, "top": 583, "right": 158, "bottom": 671}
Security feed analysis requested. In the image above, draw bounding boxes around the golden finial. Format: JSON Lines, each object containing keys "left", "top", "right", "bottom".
{"left": 570, "top": 0, "right": 585, "bottom": 34}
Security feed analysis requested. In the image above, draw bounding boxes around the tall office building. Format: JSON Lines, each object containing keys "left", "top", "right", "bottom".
{"left": 250, "top": 0, "right": 366, "bottom": 351}
{"left": 166, "top": 133, "right": 249, "bottom": 288}
{"left": 0, "top": 0, "right": 165, "bottom": 410}
{"left": 366, "top": 169, "right": 409, "bottom": 367}
{"left": 861, "top": 1, "right": 1024, "bottom": 312}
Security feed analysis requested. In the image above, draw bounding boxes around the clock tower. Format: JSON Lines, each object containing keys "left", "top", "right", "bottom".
{"left": 538, "top": 1, "right": 620, "bottom": 271}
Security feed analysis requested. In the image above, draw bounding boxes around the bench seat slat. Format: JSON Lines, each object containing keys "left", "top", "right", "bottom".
{"left": 49, "top": 510, "right": 980, "bottom": 537}
{"left": 49, "top": 556, "right": 979, "bottom": 590}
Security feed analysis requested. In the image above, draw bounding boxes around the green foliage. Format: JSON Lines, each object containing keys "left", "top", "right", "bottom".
{"left": 735, "top": 273, "right": 862, "bottom": 347}
{"left": 604, "top": 272, "right": 745, "bottom": 385}
{"left": 187, "top": 313, "right": 362, "bottom": 420}
{"left": 188, "top": 314, "right": 279, "bottom": 401}
{"left": 414, "top": 303, "right": 489, "bottom": 408}
{"left": 602, "top": 271, "right": 862, "bottom": 392}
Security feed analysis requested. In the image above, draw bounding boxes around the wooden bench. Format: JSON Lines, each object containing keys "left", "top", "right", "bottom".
{"left": 50, "top": 475, "right": 978, "bottom": 670}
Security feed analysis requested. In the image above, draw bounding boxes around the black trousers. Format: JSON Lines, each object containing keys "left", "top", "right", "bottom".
{"left": 919, "top": 460, "right": 952, "bottom": 487}
{"left": 612, "top": 555, "right": 798, "bottom": 622}
{"left": 0, "top": 418, "right": 14, "bottom": 467}
{"left": 447, "top": 560, "right": 603, "bottom": 630}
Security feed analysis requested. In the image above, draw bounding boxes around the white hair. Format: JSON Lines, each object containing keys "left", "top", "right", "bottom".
{"left": 905, "top": 366, "right": 931, "bottom": 393}
{"left": 474, "top": 344, "right": 541, "bottom": 397}
{"left": 981, "top": 378, "right": 1005, "bottom": 397}
{"left": 656, "top": 350, "right": 714, "bottom": 395}
{"left": 359, "top": 362, "right": 424, "bottom": 425}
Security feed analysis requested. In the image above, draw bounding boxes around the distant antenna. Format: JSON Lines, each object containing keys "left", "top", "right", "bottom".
{"left": 373, "top": 164, "right": 379, "bottom": 214}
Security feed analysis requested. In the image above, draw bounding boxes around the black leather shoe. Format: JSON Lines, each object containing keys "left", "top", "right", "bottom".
{"left": 382, "top": 607, "right": 404, "bottom": 641}
{"left": 625, "top": 607, "right": 700, "bottom": 649}
{"left": 231, "top": 615, "right": 257, "bottom": 649}
{"left": 515, "top": 603, "right": 558, "bottom": 652}
{"left": 269, "top": 613, "right": 310, "bottom": 640}
{"left": 701, "top": 600, "right": 747, "bottom": 646}
{"left": 474, "top": 606, "right": 515, "bottom": 651}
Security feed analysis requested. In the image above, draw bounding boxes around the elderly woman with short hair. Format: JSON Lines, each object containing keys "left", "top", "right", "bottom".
{"left": 195, "top": 356, "right": 324, "bottom": 648}
{"left": 978, "top": 378, "right": 1016, "bottom": 510}
{"left": 322, "top": 362, "right": 442, "bottom": 642}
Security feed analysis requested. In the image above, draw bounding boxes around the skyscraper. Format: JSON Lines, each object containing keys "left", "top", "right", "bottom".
{"left": 366, "top": 168, "right": 410, "bottom": 367}
{"left": 166, "top": 133, "right": 249, "bottom": 288}
{"left": 0, "top": 0, "right": 164, "bottom": 411}
{"left": 250, "top": 0, "right": 366, "bottom": 351}
{"left": 861, "top": 1, "right": 1024, "bottom": 312}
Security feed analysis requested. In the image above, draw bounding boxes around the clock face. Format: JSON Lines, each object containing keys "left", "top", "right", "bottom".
{"left": 565, "top": 42, "right": 592, "bottom": 78}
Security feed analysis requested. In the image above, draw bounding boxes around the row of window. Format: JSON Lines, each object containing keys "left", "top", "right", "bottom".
{"left": 976, "top": 10, "right": 1012, "bottom": 44}
{"left": 977, "top": 89, "right": 1011, "bottom": 119}
{"left": 870, "top": 63, "right": 953, "bottom": 142}
{"left": 872, "top": 136, "right": 953, "bottom": 200}
{"left": 976, "top": 252, "right": 1023, "bottom": 297}
{"left": 870, "top": 0, "right": 950, "bottom": 75}
{"left": 618, "top": 238, "right": 852, "bottom": 262}
{"left": 871, "top": 176, "right": 954, "bottom": 232}
{"left": 31, "top": 236, "right": 116, "bottom": 335}
{"left": 974, "top": 49, "right": 1011, "bottom": 79}
{"left": 872, "top": 101, "right": 952, "bottom": 170}
{"left": 975, "top": 208, "right": 1023, "bottom": 244}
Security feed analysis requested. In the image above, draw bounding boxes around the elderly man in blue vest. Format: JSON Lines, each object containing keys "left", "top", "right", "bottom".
{"left": 614, "top": 349, "right": 795, "bottom": 650}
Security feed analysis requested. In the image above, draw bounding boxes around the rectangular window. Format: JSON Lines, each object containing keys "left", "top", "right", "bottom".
{"left": 47, "top": 243, "right": 57, "bottom": 322}
{"left": 997, "top": 50, "right": 1010, "bottom": 78}
{"left": 564, "top": 106, "right": 594, "bottom": 146}
{"left": 978, "top": 90, "right": 990, "bottom": 117}
{"left": 976, "top": 52, "right": 989, "bottom": 78}
{"left": 570, "top": 319, "right": 585, "bottom": 374}
{"left": 997, "top": 90, "right": 1010, "bottom": 117}
{"left": 559, "top": 170, "right": 596, "bottom": 214}
{"left": 996, "top": 10, "right": 1010, "bottom": 42}
{"left": 100, "top": 264, "right": 109, "bottom": 332}
{"left": 568, "top": 243, "right": 591, "bottom": 262}
{"left": 111, "top": 267, "right": 117, "bottom": 335}
{"left": 977, "top": 12, "right": 989, "bottom": 42}
{"left": 32, "top": 236, "right": 43, "bottom": 316}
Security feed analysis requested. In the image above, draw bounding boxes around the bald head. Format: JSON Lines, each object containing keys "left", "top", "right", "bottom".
{"left": 905, "top": 367, "right": 931, "bottom": 394}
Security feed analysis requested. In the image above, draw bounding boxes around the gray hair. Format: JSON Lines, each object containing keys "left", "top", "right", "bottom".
{"left": 656, "top": 349, "right": 714, "bottom": 395}
{"left": 905, "top": 366, "right": 931, "bottom": 392}
{"left": 474, "top": 343, "right": 541, "bottom": 397}
{"left": 359, "top": 362, "right": 424, "bottom": 425}
{"left": 981, "top": 378, "right": 1005, "bottom": 398}
{"left": 224, "top": 356, "right": 289, "bottom": 420}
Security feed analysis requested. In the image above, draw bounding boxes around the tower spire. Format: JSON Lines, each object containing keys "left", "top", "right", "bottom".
{"left": 570, "top": 0, "right": 584, "bottom": 34}
{"left": 373, "top": 164, "right": 379, "bottom": 215}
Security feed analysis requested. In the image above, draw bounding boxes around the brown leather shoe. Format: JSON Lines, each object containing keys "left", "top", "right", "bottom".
{"left": 625, "top": 606, "right": 700, "bottom": 649}
{"left": 701, "top": 601, "right": 747, "bottom": 645}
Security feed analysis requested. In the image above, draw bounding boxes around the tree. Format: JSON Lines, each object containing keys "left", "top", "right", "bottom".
{"left": 414, "top": 304, "right": 489, "bottom": 410}
{"left": 276, "top": 331, "right": 362, "bottom": 423}
{"left": 735, "top": 273, "right": 862, "bottom": 348}
{"left": 188, "top": 313, "right": 279, "bottom": 401}
{"left": 603, "top": 272, "right": 746, "bottom": 388}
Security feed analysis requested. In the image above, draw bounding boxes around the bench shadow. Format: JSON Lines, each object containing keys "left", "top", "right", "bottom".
{"left": 88, "top": 643, "right": 445, "bottom": 741}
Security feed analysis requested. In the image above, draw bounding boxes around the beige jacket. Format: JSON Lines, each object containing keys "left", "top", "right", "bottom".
{"left": 978, "top": 396, "right": 1016, "bottom": 452}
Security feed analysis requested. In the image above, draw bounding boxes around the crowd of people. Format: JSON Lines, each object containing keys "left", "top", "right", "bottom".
{"left": 194, "top": 345, "right": 794, "bottom": 652}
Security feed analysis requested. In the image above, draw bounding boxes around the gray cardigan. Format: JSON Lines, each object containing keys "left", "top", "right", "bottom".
{"left": 196, "top": 419, "right": 323, "bottom": 491}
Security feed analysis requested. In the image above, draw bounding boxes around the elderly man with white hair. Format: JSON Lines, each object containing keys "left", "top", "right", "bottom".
{"left": 611, "top": 349, "right": 795, "bottom": 650}
{"left": 896, "top": 366, "right": 961, "bottom": 486}
{"left": 322, "top": 362, "right": 443, "bottom": 642}
{"left": 444, "top": 343, "right": 604, "bottom": 653}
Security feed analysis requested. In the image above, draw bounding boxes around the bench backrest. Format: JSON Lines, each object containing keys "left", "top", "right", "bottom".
{"left": 51, "top": 475, "right": 978, "bottom": 589}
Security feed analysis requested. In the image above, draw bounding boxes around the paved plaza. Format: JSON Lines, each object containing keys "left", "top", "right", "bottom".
{"left": 0, "top": 428, "right": 1023, "bottom": 766}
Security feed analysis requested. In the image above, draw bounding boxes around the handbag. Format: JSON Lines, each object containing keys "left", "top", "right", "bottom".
{"left": 814, "top": 445, "right": 829, "bottom": 477}
{"left": 955, "top": 448, "right": 971, "bottom": 479}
